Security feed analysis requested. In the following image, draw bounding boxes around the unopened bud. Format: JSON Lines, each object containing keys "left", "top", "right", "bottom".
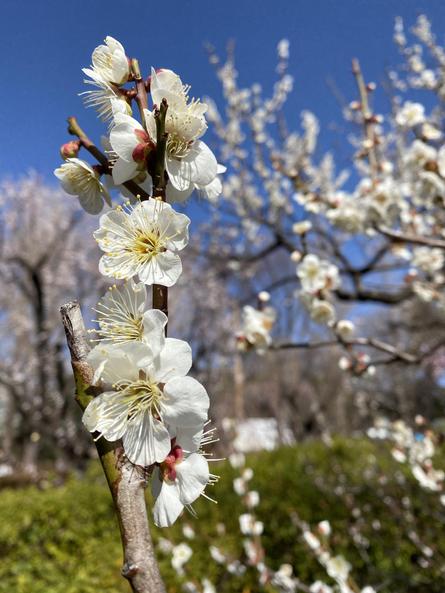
{"left": 60, "top": 140, "right": 80, "bottom": 160}
{"left": 367, "top": 82, "right": 376, "bottom": 91}
{"left": 290, "top": 250, "right": 302, "bottom": 263}
{"left": 258, "top": 291, "right": 271, "bottom": 303}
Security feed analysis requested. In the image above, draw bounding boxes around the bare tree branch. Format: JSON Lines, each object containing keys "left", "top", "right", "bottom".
{"left": 376, "top": 225, "right": 445, "bottom": 249}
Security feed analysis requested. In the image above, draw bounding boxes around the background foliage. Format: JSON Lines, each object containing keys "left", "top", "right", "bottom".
{"left": 1, "top": 438, "right": 444, "bottom": 593}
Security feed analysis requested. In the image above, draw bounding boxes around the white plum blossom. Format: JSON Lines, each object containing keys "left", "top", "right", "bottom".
{"left": 317, "top": 520, "right": 331, "bottom": 537}
{"left": 297, "top": 255, "right": 339, "bottom": 294}
{"left": 239, "top": 513, "right": 263, "bottom": 536}
{"left": 307, "top": 298, "right": 336, "bottom": 325}
{"left": 145, "top": 68, "right": 218, "bottom": 199}
{"left": 54, "top": 158, "right": 111, "bottom": 214}
{"left": 171, "top": 542, "right": 193, "bottom": 575}
{"left": 84, "top": 36, "right": 130, "bottom": 86}
{"left": 395, "top": 101, "right": 425, "bottom": 127}
{"left": 412, "top": 464, "right": 444, "bottom": 491}
{"left": 336, "top": 320, "right": 355, "bottom": 340}
{"left": 412, "top": 246, "right": 444, "bottom": 275}
{"left": 292, "top": 220, "right": 312, "bottom": 234}
{"left": 303, "top": 531, "right": 321, "bottom": 550}
{"left": 94, "top": 199, "right": 190, "bottom": 286}
{"left": 182, "top": 524, "right": 195, "bottom": 539}
{"left": 229, "top": 452, "right": 246, "bottom": 468}
{"left": 92, "top": 280, "right": 166, "bottom": 345}
{"left": 246, "top": 490, "right": 260, "bottom": 508}
{"left": 310, "top": 582, "right": 333, "bottom": 593}
{"left": 83, "top": 327, "right": 209, "bottom": 467}
{"left": 201, "top": 578, "right": 216, "bottom": 593}
{"left": 325, "top": 555, "right": 351, "bottom": 582}
{"left": 109, "top": 110, "right": 155, "bottom": 185}
{"left": 233, "top": 477, "right": 247, "bottom": 495}
{"left": 152, "top": 427, "right": 217, "bottom": 527}
{"left": 238, "top": 305, "right": 276, "bottom": 352}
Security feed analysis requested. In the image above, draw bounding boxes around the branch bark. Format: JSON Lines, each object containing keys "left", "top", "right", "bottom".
{"left": 60, "top": 301, "right": 166, "bottom": 593}
{"left": 151, "top": 100, "right": 169, "bottom": 322}
{"left": 376, "top": 225, "right": 445, "bottom": 249}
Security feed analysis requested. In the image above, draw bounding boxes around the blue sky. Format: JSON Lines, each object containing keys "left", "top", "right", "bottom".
{"left": 0, "top": 0, "right": 444, "bottom": 181}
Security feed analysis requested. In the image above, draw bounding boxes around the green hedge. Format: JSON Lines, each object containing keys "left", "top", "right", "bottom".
{"left": 0, "top": 437, "right": 444, "bottom": 593}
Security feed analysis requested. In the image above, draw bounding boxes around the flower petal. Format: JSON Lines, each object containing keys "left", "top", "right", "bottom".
{"left": 152, "top": 338, "right": 192, "bottom": 382}
{"left": 170, "top": 424, "right": 204, "bottom": 454}
{"left": 123, "top": 413, "right": 171, "bottom": 466}
{"left": 152, "top": 472, "right": 184, "bottom": 527}
{"left": 137, "top": 251, "right": 182, "bottom": 287}
{"left": 166, "top": 181, "right": 194, "bottom": 203}
{"left": 112, "top": 156, "right": 139, "bottom": 185}
{"left": 162, "top": 376, "right": 209, "bottom": 427}
{"left": 176, "top": 453, "right": 209, "bottom": 505}
{"left": 109, "top": 116, "right": 142, "bottom": 161}
{"left": 82, "top": 391, "right": 129, "bottom": 441}
{"left": 156, "top": 208, "right": 190, "bottom": 251}
{"left": 142, "top": 309, "right": 168, "bottom": 357}
{"left": 78, "top": 189, "right": 104, "bottom": 215}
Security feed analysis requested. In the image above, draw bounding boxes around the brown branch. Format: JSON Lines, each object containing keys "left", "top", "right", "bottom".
{"left": 274, "top": 334, "right": 445, "bottom": 369}
{"left": 352, "top": 58, "right": 379, "bottom": 176}
{"left": 67, "top": 117, "right": 151, "bottom": 201}
{"left": 60, "top": 301, "right": 166, "bottom": 593}
{"left": 131, "top": 59, "right": 149, "bottom": 120}
{"left": 152, "top": 100, "right": 169, "bottom": 325}
{"left": 376, "top": 225, "right": 445, "bottom": 249}
{"left": 335, "top": 285, "right": 412, "bottom": 304}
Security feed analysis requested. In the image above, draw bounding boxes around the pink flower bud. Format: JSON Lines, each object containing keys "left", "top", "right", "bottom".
{"left": 60, "top": 140, "right": 80, "bottom": 160}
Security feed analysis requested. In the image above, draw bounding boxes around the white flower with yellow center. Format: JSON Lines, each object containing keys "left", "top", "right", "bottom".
{"left": 308, "top": 298, "right": 335, "bottom": 325}
{"left": 54, "top": 158, "right": 111, "bottom": 214}
{"left": 83, "top": 329, "right": 209, "bottom": 467}
{"left": 297, "top": 254, "right": 339, "bottom": 294}
{"left": 152, "top": 425, "right": 218, "bottom": 527}
{"left": 94, "top": 199, "right": 190, "bottom": 287}
{"left": 84, "top": 36, "right": 129, "bottom": 86}
{"left": 144, "top": 68, "right": 218, "bottom": 197}
{"left": 238, "top": 305, "right": 276, "bottom": 352}
{"left": 92, "top": 280, "right": 167, "bottom": 345}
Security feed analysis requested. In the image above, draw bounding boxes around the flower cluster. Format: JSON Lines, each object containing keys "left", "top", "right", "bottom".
{"left": 369, "top": 417, "right": 445, "bottom": 493}
{"left": 301, "top": 521, "right": 375, "bottom": 593}
{"left": 202, "top": 20, "right": 445, "bottom": 374}
{"left": 297, "top": 254, "right": 340, "bottom": 325}
{"left": 55, "top": 36, "right": 223, "bottom": 214}
{"left": 55, "top": 37, "right": 221, "bottom": 528}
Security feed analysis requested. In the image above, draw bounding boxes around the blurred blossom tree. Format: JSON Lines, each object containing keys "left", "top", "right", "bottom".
{"left": 0, "top": 174, "right": 103, "bottom": 473}
{"left": 200, "top": 15, "right": 445, "bottom": 408}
